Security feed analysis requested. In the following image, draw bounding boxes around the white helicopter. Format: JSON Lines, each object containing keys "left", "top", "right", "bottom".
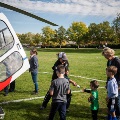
{"left": 0, "top": 2, "right": 58, "bottom": 91}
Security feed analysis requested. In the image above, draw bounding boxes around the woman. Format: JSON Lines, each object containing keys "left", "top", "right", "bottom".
{"left": 102, "top": 47, "right": 120, "bottom": 119}
{"left": 29, "top": 48, "right": 39, "bottom": 94}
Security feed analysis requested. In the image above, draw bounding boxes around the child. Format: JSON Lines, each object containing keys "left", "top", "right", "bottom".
{"left": 106, "top": 66, "right": 118, "bottom": 120}
{"left": 83, "top": 80, "right": 99, "bottom": 120}
{"left": 48, "top": 65, "right": 70, "bottom": 120}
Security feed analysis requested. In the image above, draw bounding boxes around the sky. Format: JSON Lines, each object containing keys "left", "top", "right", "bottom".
{"left": 0, "top": 0, "right": 120, "bottom": 34}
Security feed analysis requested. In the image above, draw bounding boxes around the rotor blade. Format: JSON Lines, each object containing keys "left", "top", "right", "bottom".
{"left": 0, "top": 2, "right": 58, "bottom": 26}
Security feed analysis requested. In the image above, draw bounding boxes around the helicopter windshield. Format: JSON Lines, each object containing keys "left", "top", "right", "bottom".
{"left": 0, "top": 20, "right": 14, "bottom": 56}
{"left": 0, "top": 20, "right": 23, "bottom": 82}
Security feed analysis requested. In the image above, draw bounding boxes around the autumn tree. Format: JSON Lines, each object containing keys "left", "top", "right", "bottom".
{"left": 67, "top": 22, "right": 88, "bottom": 48}
{"left": 54, "top": 26, "right": 67, "bottom": 48}
{"left": 88, "top": 22, "right": 114, "bottom": 45}
{"left": 41, "top": 26, "right": 56, "bottom": 47}
{"left": 33, "top": 33, "right": 42, "bottom": 46}
{"left": 112, "top": 13, "right": 120, "bottom": 43}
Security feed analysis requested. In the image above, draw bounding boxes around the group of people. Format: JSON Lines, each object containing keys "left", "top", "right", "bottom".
{"left": 83, "top": 48, "right": 120, "bottom": 120}
{"left": 83, "top": 47, "right": 120, "bottom": 120}
{"left": 29, "top": 49, "right": 77, "bottom": 119}
{"left": 102, "top": 47, "right": 120, "bottom": 120}
{"left": 29, "top": 47, "right": 120, "bottom": 120}
{"left": 3, "top": 47, "right": 120, "bottom": 120}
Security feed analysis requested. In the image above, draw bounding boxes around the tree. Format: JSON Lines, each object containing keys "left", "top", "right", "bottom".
{"left": 88, "top": 22, "right": 114, "bottom": 46}
{"left": 67, "top": 22, "right": 88, "bottom": 48}
{"left": 88, "top": 23, "right": 98, "bottom": 43}
{"left": 41, "top": 26, "right": 56, "bottom": 47}
{"left": 112, "top": 13, "right": 120, "bottom": 43}
{"left": 25, "top": 32, "right": 34, "bottom": 46}
{"left": 54, "top": 26, "right": 67, "bottom": 48}
{"left": 33, "top": 33, "right": 42, "bottom": 46}
{"left": 17, "top": 33, "right": 27, "bottom": 44}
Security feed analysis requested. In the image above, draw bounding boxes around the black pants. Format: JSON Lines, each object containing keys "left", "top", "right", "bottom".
{"left": 91, "top": 109, "right": 98, "bottom": 120}
{"left": 42, "top": 90, "right": 72, "bottom": 109}
{"left": 4, "top": 86, "right": 9, "bottom": 94}
{"left": 9, "top": 81, "right": 15, "bottom": 92}
{"left": 66, "top": 90, "right": 72, "bottom": 109}
{"left": 42, "top": 91, "right": 51, "bottom": 108}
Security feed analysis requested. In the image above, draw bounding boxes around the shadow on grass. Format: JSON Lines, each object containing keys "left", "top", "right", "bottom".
{"left": 1, "top": 101, "right": 107, "bottom": 120}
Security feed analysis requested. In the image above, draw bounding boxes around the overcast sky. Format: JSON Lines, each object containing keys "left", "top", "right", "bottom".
{"left": 0, "top": 0, "right": 120, "bottom": 33}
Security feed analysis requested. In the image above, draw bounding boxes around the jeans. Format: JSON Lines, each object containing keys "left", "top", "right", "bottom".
{"left": 42, "top": 90, "right": 72, "bottom": 109}
{"left": 31, "top": 72, "right": 38, "bottom": 93}
{"left": 48, "top": 102, "right": 67, "bottom": 120}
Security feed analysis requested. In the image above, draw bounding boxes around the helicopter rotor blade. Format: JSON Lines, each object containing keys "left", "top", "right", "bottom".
{"left": 0, "top": 2, "right": 58, "bottom": 26}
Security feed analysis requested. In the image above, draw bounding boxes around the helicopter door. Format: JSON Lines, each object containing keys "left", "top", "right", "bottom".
{"left": 0, "top": 13, "right": 30, "bottom": 91}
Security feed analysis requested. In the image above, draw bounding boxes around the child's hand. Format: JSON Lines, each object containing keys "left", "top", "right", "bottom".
{"left": 106, "top": 97, "right": 109, "bottom": 103}
{"left": 82, "top": 88, "right": 86, "bottom": 92}
{"left": 88, "top": 97, "right": 91, "bottom": 102}
{"left": 88, "top": 96, "right": 94, "bottom": 103}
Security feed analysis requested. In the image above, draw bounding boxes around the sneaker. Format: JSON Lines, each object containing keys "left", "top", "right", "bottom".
{"left": 9, "top": 89, "right": 14, "bottom": 92}
{"left": 3, "top": 93, "right": 8, "bottom": 96}
{"left": 40, "top": 106, "right": 45, "bottom": 110}
{"left": 31, "top": 91, "right": 38, "bottom": 95}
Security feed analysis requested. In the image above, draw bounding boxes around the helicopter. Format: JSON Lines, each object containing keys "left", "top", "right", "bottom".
{"left": 0, "top": 2, "right": 58, "bottom": 91}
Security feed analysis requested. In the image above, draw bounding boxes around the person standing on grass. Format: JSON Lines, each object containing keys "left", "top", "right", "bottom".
{"left": 29, "top": 48, "right": 39, "bottom": 94}
{"left": 83, "top": 80, "right": 99, "bottom": 120}
{"left": 9, "top": 81, "right": 15, "bottom": 92}
{"left": 102, "top": 47, "right": 120, "bottom": 119}
{"left": 3, "top": 57, "right": 15, "bottom": 96}
{"left": 106, "top": 66, "right": 118, "bottom": 120}
{"left": 40, "top": 52, "right": 69, "bottom": 110}
{"left": 64, "top": 69, "right": 77, "bottom": 112}
{"left": 3, "top": 59, "right": 11, "bottom": 96}
{"left": 48, "top": 65, "right": 70, "bottom": 120}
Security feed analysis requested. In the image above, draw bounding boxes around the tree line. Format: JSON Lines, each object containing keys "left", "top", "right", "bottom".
{"left": 17, "top": 13, "right": 120, "bottom": 48}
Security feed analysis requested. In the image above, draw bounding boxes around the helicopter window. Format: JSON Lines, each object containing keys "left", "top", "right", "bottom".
{"left": 0, "top": 51, "right": 23, "bottom": 82}
{"left": 0, "top": 20, "right": 14, "bottom": 56}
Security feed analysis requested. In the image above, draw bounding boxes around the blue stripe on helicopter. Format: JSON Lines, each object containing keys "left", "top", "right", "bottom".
{"left": 23, "top": 57, "right": 28, "bottom": 60}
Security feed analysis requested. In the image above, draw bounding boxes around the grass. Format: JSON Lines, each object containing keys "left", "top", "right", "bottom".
{"left": 0, "top": 48, "right": 120, "bottom": 120}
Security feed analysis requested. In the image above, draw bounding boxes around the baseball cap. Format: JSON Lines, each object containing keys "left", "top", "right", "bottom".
{"left": 61, "top": 53, "right": 68, "bottom": 60}
{"left": 58, "top": 52, "right": 68, "bottom": 60}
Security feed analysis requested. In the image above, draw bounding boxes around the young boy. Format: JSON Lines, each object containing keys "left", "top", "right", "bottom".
{"left": 83, "top": 80, "right": 99, "bottom": 120}
{"left": 106, "top": 66, "right": 118, "bottom": 120}
{"left": 48, "top": 65, "right": 70, "bottom": 120}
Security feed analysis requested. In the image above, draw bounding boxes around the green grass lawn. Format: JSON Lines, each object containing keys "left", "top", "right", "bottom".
{"left": 0, "top": 48, "right": 120, "bottom": 120}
